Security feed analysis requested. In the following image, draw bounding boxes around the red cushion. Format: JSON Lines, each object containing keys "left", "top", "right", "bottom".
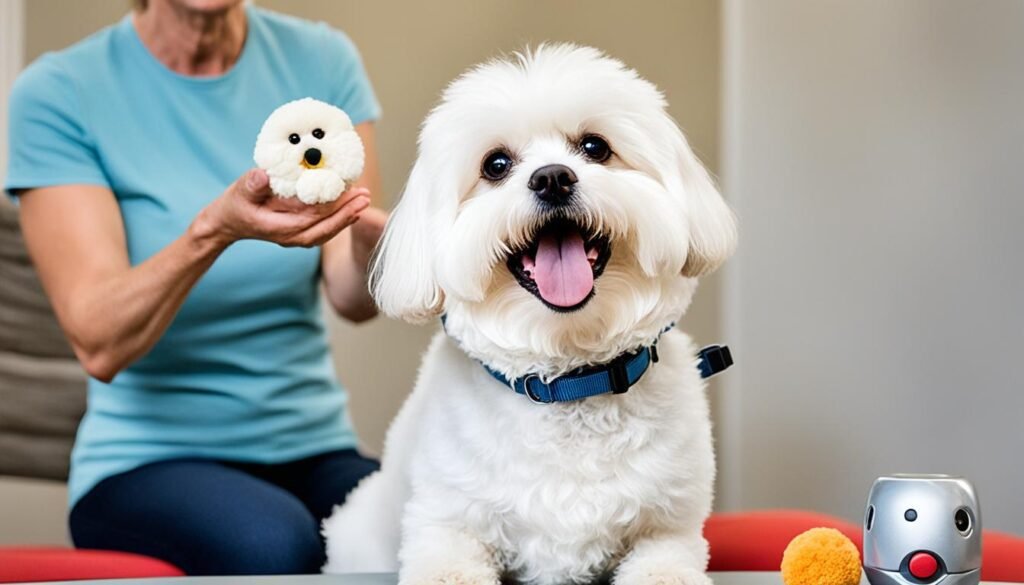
{"left": 706, "top": 509, "right": 862, "bottom": 572}
{"left": 2, "top": 516, "right": 1022, "bottom": 582}
{"left": 706, "top": 510, "right": 1024, "bottom": 582}
{"left": 979, "top": 531, "right": 1024, "bottom": 583}
{"left": 0, "top": 547, "right": 183, "bottom": 583}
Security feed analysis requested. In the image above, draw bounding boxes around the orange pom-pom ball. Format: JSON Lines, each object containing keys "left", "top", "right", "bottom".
{"left": 781, "top": 527, "right": 862, "bottom": 585}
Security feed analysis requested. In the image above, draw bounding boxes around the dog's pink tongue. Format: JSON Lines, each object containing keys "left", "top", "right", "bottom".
{"left": 533, "top": 230, "right": 594, "bottom": 307}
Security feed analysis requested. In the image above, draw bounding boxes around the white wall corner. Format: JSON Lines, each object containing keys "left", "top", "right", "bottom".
{"left": 717, "top": 0, "right": 744, "bottom": 512}
{"left": 1, "top": 0, "right": 25, "bottom": 181}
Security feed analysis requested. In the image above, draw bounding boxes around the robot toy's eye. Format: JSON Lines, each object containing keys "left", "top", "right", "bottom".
{"left": 904, "top": 508, "right": 917, "bottom": 522}
{"left": 312, "top": 128, "right": 325, "bottom": 139}
{"left": 954, "top": 508, "right": 972, "bottom": 535}
{"left": 288, "top": 133, "right": 301, "bottom": 145}
{"left": 865, "top": 505, "right": 875, "bottom": 530}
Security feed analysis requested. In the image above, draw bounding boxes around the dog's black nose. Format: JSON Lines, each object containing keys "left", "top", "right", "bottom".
{"left": 528, "top": 164, "right": 577, "bottom": 205}
{"left": 304, "top": 148, "right": 322, "bottom": 166}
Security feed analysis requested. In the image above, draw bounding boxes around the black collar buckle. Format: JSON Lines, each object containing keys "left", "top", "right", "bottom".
{"left": 697, "top": 345, "right": 733, "bottom": 379}
{"left": 608, "top": 352, "right": 635, "bottom": 394}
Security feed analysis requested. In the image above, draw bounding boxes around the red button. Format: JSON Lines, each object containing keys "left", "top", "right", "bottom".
{"left": 909, "top": 552, "right": 939, "bottom": 579}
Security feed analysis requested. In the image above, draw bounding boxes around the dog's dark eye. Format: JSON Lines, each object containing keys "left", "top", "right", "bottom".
{"left": 288, "top": 133, "right": 301, "bottom": 145}
{"left": 482, "top": 151, "right": 513, "bottom": 181}
{"left": 580, "top": 135, "right": 612, "bottom": 162}
{"left": 312, "top": 128, "right": 325, "bottom": 139}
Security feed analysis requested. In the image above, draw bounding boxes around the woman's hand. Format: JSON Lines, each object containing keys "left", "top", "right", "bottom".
{"left": 194, "top": 168, "right": 371, "bottom": 249}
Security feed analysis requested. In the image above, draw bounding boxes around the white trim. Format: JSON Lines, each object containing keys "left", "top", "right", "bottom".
{"left": 717, "top": 0, "right": 744, "bottom": 512}
{"left": 1, "top": 0, "right": 25, "bottom": 182}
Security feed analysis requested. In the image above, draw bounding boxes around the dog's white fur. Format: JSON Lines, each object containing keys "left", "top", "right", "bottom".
{"left": 253, "top": 97, "right": 364, "bottom": 204}
{"left": 322, "top": 45, "right": 736, "bottom": 585}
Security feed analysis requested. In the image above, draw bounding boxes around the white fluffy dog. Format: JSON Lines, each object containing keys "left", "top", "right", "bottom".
{"left": 253, "top": 97, "right": 364, "bottom": 204}
{"left": 323, "top": 45, "right": 737, "bottom": 585}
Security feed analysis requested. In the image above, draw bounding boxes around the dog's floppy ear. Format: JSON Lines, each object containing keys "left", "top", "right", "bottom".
{"left": 369, "top": 155, "right": 448, "bottom": 324}
{"left": 671, "top": 127, "right": 737, "bottom": 277}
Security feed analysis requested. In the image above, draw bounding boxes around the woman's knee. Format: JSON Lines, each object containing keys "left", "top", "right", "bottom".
{"left": 73, "top": 496, "right": 325, "bottom": 575}
{"left": 206, "top": 514, "right": 325, "bottom": 575}
{"left": 69, "top": 460, "right": 328, "bottom": 575}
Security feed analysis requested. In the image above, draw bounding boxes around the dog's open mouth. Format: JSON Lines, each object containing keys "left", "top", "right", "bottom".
{"left": 506, "top": 219, "right": 611, "bottom": 312}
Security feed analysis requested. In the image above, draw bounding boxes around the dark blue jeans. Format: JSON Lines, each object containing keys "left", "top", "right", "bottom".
{"left": 69, "top": 449, "right": 379, "bottom": 575}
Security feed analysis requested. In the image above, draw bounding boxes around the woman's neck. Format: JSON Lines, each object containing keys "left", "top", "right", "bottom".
{"left": 133, "top": 1, "right": 247, "bottom": 77}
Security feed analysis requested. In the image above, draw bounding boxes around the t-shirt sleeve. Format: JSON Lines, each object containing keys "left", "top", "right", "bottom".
{"left": 4, "top": 56, "right": 110, "bottom": 199}
{"left": 318, "top": 27, "right": 382, "bottom": 126}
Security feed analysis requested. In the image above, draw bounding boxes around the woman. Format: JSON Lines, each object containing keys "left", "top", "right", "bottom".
{"left": 5, "top": 0, "right": 386, "bottom": 575}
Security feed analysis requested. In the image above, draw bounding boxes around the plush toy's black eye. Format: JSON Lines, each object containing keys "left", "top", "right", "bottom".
{"left": 580, "top": 134, "right": 612, "bottom": 162}
{"left": 312, "top": 128, "right": 325, "bottom": 139}
{"left": 482, "top": 150, "right": 513, "bottom": 181}
{"left": 288, "top": 133, "right": 301, "bottom": 145}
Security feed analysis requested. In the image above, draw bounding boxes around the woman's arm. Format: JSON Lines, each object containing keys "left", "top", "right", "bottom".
{"left": 19, "top": 169, "right": 369, "bottom": 382}
{"left": 321, "top": 122, "right": 388, "bottom": 323}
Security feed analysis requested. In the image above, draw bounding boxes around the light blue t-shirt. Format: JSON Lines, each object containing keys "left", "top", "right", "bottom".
{"left": 4, "top": 7, "right": 381, "bottom": 507}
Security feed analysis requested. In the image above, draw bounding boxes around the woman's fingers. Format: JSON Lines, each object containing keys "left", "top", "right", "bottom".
{"left": 264, "top": 186, "right": 369, "bottom": 218}
{"left": 265, "top": 196, "right": 308, "bottom": 214}
{"left": 306, "top": 186, "right": 370, "bottom": 219}
{"left": 233, "top": 170, "right": 372, "bottom": 244}
{"left": 209, "top": 170, "right": 369, "bottom": 246}
{"left": 281, "top": 195, "right": 370, "bottom": 247}
{"left": 234, "top": 169, "right": 274, "bottom": 203}
{"left": 318, "top": 186, "right": 369, "bottom": 211}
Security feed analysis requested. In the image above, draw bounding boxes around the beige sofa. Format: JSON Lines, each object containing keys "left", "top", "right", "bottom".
{"left": 0, "top": 198, "right": 84, "bottom": 545}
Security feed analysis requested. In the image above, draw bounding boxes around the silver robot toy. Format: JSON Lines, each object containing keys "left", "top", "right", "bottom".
{"left": 863, "top": 474, "right": 982, "bottom": 585}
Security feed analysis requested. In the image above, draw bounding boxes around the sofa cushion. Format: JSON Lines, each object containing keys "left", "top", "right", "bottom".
{"left": 706, "top": 510, "right": 1024, "bottom": 582}
{"left": 0, "top": 199, "right": 86, "bottom": 481}
{"left": 0, "top": 547, "right": 184, "bottom": 583}
{"left": 706, "top": 509, "right": 862, "bottom": 572}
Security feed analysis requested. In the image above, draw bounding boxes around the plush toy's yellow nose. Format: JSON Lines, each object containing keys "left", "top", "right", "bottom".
{"left": 301, "top": 147, "right": 324, "bottom": 169}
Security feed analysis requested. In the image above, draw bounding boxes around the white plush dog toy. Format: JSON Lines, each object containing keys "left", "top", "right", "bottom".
{"left": 253, "top": 97, "right": 364, "bottom": 204}
{"left": 323, "top": 45, "right": 737, "bottom": 585}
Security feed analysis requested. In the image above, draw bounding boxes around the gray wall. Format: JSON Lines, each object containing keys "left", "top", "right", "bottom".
{"left": 720, "top": 0, "right": 1024, "bottom": 532}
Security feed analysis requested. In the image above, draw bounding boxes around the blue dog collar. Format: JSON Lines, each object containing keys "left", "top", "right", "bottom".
{"left": 483, "top": 344, "right": 660, "bottom": 404}
{"left": 442, "top": 317, "right": 733, "bottom": 404}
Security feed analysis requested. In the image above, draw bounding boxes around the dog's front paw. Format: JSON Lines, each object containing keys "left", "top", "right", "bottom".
{"left": 399, "top": 563, "right": 500, "bottom": 585}
{"left": 616, "top": 567, "right": 713, "bottom": 585}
